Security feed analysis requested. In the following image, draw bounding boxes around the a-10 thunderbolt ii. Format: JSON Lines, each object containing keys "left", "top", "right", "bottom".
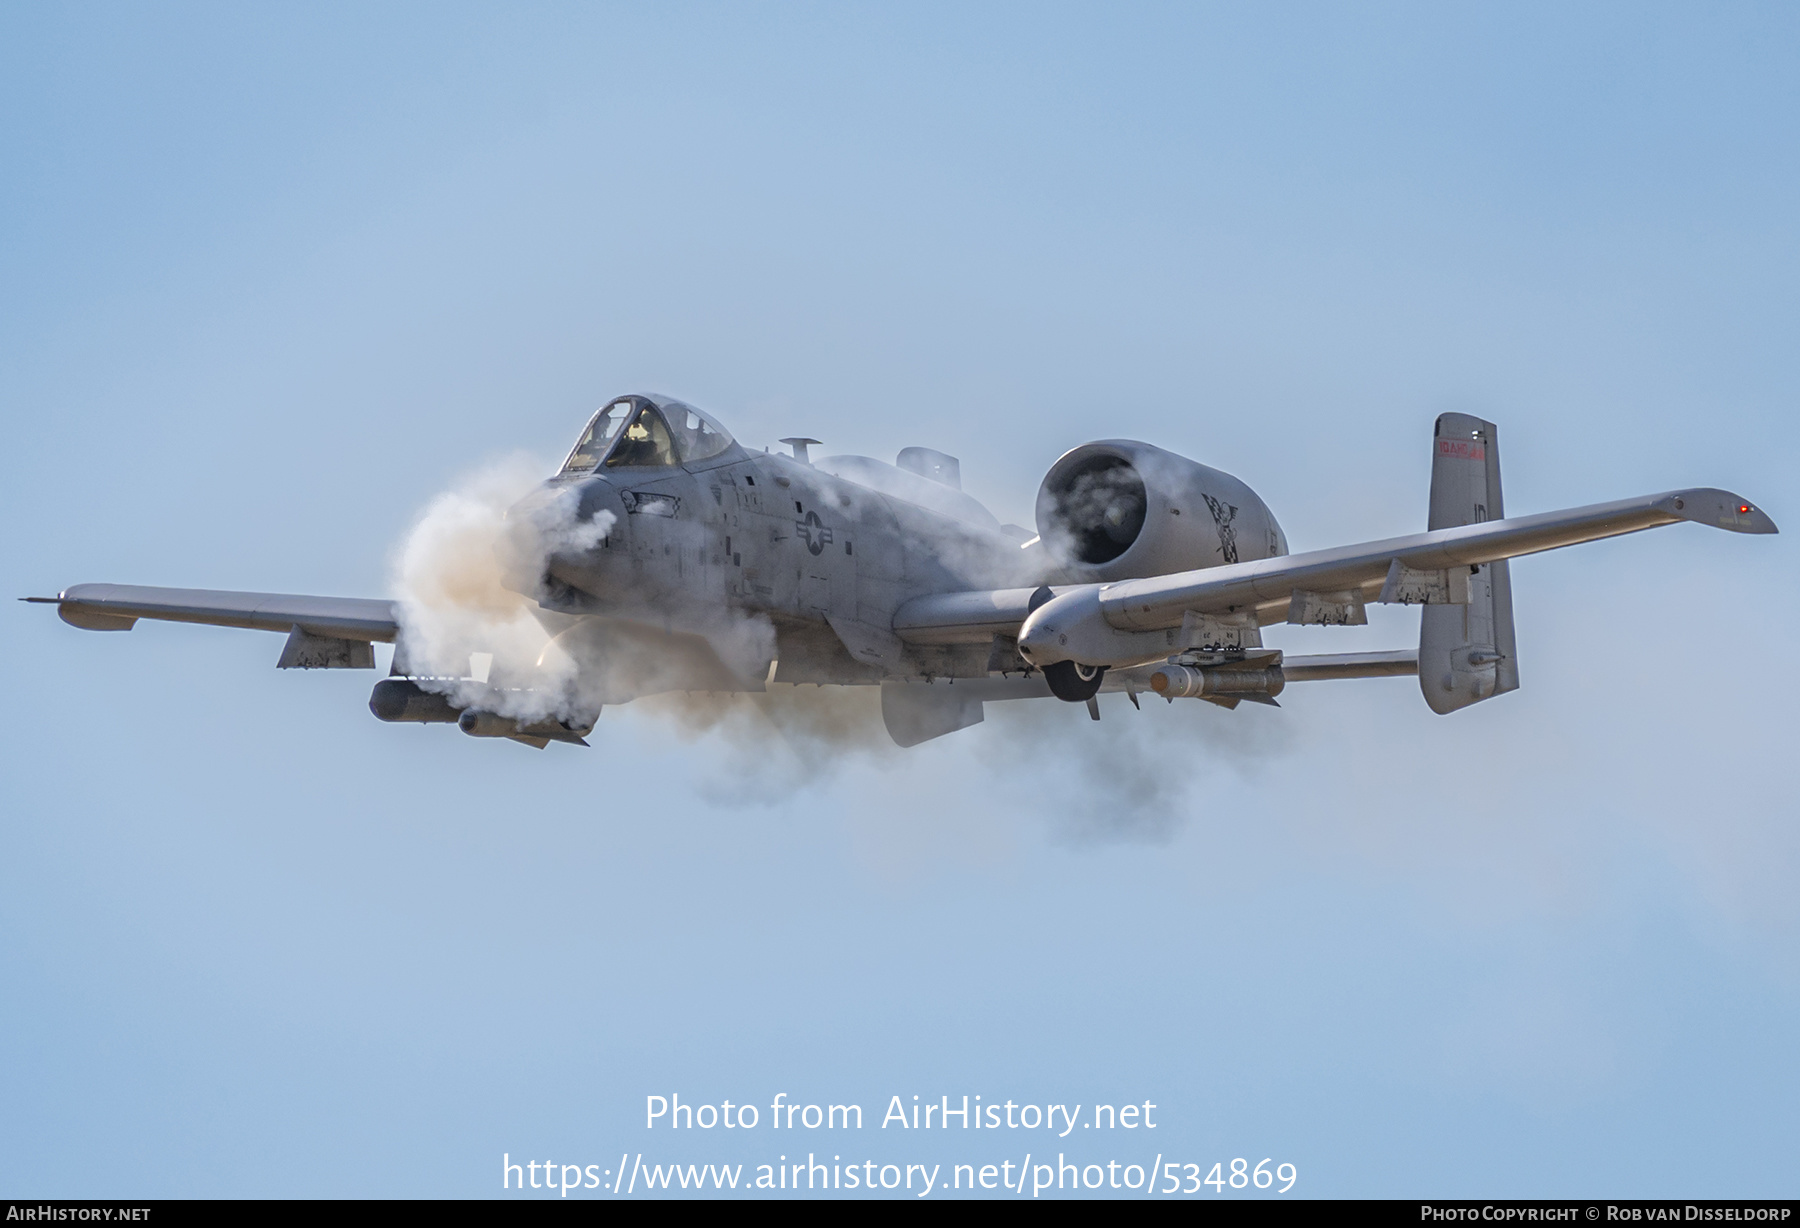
{"left": 30, "top": 394, "right": 1777, "bottom": 748}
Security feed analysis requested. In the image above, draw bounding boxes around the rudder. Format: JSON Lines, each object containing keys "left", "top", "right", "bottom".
{"left": 1420, "top": 413, "right": 1520, "bottom": 714}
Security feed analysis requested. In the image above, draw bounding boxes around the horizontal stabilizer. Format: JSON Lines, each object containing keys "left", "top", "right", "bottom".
{"left": 1281, "top": 650, "right": 1418, "bottom": 681}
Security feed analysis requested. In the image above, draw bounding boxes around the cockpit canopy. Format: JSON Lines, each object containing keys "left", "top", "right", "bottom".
{"left": 560, "top": 395, "right": 735, "bottom": 474}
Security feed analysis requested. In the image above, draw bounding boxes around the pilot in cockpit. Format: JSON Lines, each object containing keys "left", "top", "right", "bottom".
{"left": 561, "top": 396, "right": 735, "bottom": 474}
{"left": 608, "top": 405, "right": 678, "bottom": 468}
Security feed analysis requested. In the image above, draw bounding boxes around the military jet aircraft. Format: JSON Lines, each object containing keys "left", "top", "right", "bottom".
{"left": 29, "top": 394, "right": 1776, "bottom": 747}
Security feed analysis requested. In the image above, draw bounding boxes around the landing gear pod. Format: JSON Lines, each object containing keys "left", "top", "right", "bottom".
{"left": 368, "top": 678, "right": 460, "bottom": 724}
{"left": 458, "top": 710, "right": 594, "bottom": 748}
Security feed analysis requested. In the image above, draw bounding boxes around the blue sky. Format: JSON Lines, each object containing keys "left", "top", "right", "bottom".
{"left": 3, "top": 2, "right": 1796, "bottom": 1198}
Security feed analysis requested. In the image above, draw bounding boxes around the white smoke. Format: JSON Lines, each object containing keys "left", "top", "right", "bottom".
{"left": 391, "top": 455, "right": 613, "bottom": 724}
{"left": 390, "top": 456, "right": 784, "bottom": 732}
{"left": 636, "top": 682, "right": 900, "bottom": 798}
{"left": 384, "top": 452, "right": 1296, "bottom": 831}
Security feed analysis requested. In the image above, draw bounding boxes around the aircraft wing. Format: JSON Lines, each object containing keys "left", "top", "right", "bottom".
{"left": 26, "top": 583, "right": 398, "bottom": 669}
{"left": 892, "top": 487, "right": 1777, "bottom": 646}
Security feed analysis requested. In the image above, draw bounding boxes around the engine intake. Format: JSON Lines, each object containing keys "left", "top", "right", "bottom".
{"left": 1044, "top": 454, "right": 1147, "bottom": 564}
{"left": 1035, "top": 440, "right": 1287, "bottom": 582}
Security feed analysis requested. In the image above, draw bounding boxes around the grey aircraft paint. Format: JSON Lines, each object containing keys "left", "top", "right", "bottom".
{"left": 31, "top": 393, "right": 1778, "bottom": 747}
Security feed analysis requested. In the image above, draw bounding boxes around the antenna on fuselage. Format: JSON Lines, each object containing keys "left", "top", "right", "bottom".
{"left": 779, "top": 437, "right": 822, "bottom": 464}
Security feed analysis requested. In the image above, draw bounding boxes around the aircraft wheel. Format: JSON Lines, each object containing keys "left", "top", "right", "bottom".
{"left": 1044, "top": 660, "right": 1106, "bottom": 702}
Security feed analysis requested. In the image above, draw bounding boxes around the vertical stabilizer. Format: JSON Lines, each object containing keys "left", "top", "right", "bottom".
{"left": 1420, "top": 414, "right": 1520, "bottom": 713}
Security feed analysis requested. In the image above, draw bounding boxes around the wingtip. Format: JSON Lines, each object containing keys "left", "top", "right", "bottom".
{"left": 1666, "top": 490, "right": 1778, "bottom": 535}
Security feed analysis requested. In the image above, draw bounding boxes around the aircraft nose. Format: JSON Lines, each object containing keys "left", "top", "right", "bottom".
{"left": 496, "top": 477, "right": 623, "bottom": 597}
{"left": 507, "top": 478, "right": 577, "bottom": 521}
{"left": 570, "top": 476, "right": 620, "bottom": 524}
{"left": 504, "top": 477, "right": 617, "bottom": 531}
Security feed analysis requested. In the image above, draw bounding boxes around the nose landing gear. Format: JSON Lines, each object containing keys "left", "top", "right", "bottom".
{"left": 1043, "top": 659, "right": 1106, "bottom": 702}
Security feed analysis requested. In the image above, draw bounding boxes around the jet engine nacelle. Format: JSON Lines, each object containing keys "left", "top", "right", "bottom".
{"left": 1035, "top": 440, "right": 1288, "bottom": 582}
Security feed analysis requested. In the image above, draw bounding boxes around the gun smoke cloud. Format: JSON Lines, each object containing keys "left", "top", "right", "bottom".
{"left": 389, "top": 459, "right": 881, "bottom": 759}
{"left": 388, "top": 456, "right": 1298, "bottom": 834}
{"left": 392, "top": 455, "right": 607, "bottom": 723}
